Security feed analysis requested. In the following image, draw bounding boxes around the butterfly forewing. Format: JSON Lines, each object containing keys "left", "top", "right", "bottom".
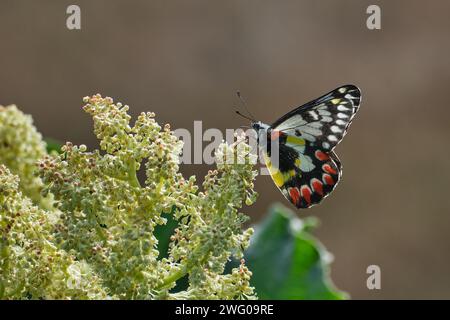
{"left": 272, "top": 85, "right": 361, "bottom": 151}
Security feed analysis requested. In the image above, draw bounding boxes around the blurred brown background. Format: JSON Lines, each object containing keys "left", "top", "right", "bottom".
{"left": 1, "top": 0, "right": 449, "bottom": 299}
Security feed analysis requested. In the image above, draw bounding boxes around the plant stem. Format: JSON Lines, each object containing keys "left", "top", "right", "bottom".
{"left": 128, "top": 160, "right": 141, "bottom": 188}
{"left": 155, "top": 265, "right": 188, "bottom": 290}
{"left": 155, "top": 247, "right": 212, "bottom": 291}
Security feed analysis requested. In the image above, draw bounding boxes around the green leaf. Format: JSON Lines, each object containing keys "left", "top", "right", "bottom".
{"left": 154, "top": 211, "right": 189, "bottom": 291}
{"left": 44, "top": 138, "right": 62, "bottom": 154}
{"left": 243, "top": 204, "right": 347, "bottom": 300}
{"left": 154, "top": 212, "right": 178, "bottom": 259}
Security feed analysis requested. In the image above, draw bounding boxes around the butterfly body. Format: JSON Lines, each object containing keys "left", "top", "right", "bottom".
{"left": 252, "top": 85, "right": 361, "bottom": 209}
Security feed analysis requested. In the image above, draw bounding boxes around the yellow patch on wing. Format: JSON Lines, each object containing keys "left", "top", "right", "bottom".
{"left": 272, "top": 171, "right": 287, "bottom": 187}
{"left": 286, "top": 135, "right": 305, "bottom": 146}
{"left": 263, "top": 153, "right": 292, "bottom": 187}
{"left": 331, "top": 98, "right": 341, "bottom": 104}
{"left": 264, "top": 153, "right": 273, "bottom": 170}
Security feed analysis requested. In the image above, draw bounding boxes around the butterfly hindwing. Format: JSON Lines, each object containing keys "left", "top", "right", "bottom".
{"left": 272, "top": 85, "right": 361, "bottom": 152}
{"left": 263, "top": 134, "right": 342, "bottom": 209}
{"left": 281, "top": 148, "right": 342, "bottom": 209}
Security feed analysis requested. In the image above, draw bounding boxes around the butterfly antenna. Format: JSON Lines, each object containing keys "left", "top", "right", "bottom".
{"left": 236, "top": 91, "right": 256, "bottom": 122}
{"left": 235, "top": 110, "right": 254, "bottom": 122}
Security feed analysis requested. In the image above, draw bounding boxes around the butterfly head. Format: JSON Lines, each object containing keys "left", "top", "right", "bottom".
{"left": 251, "top": 121, "right": 271, "bottom": 145}
{"left": 251, "top": 121, "right": 270, "bottom": 132}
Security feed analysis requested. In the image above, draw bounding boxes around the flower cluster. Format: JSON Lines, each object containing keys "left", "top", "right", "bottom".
{"left": 0, "top": 105, "right": 47, "bottom": 206}
{"left": 0, "top": 96, "right": 257, "bottom": 299}
{"left": 0, "top": 165, "right": 108, "bottom": 299}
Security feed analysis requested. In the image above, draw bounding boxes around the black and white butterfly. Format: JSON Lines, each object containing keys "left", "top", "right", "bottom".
{"left": 238, "top": 85, "right": 361, "bottom": 209}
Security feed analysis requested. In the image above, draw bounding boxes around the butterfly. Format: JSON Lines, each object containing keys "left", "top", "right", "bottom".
{"left": 237, "top": 85, "right": 361, "bottom": 209}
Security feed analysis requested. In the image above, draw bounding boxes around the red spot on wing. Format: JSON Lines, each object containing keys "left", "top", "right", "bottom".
{"left": 322, "top": 164, "right": 337, "bottom": 175}
{"left": 289, "top": 187, "right": 300, "bottom": 206}
{"left": 315, "top": 150, "right": 330, "bottom": 161}
{"left": 323, "top": 174, "right": 334, "bottom": 185}
{"left": 311, "top": 179, "right": 323, "bottom": 196}
{"left": 301, "top": 185, "right": 312, "bottom": 205}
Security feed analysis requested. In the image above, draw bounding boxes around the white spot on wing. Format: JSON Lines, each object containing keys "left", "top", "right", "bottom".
{"left": 299, "top": 154, "right": 315, "bottom": 172}
{"left": 328, "top": 135, "right": 338, "bottom": 142}
{"left": 318, "top": 109, "right": 331, "bottom": 116}
{"left": 309, "top": 122, "right": 322, "bottom": 128}
{"left": 286, "top": 142, "right": 305, "bottom": 153}
{"left": 337, "top": 105, "right": 350, "bottom": 111}
{"left": 299, "top": 126, "right": 322, "bottom": 137}
{"left": 308, "top": 111, "right": 319, "bottom": 120}
{"left": 330, "top": 125, "right": 342, "bottom": 133}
